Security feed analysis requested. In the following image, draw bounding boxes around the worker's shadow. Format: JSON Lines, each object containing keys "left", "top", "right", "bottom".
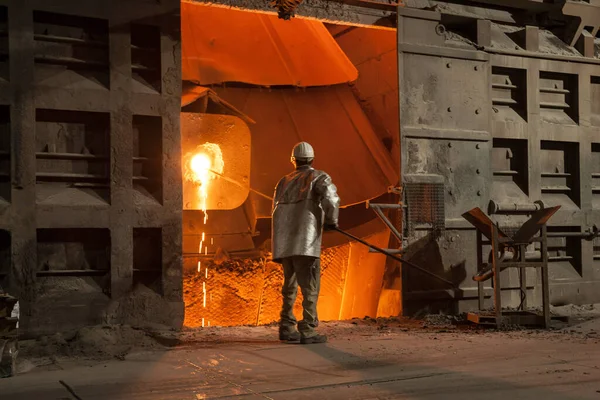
{"left": 301, "top": 342, "right": 395, "bottom": 371}
{"left": 400, "top": 232, "right": 468, "bottom": 316}
{"left": 230, "top": 339, "right": 397, "bottom": 379}
{"left": 402, "top": 233, "right": 467, "bottom": 287}
{"left": 293, "top": 340, "right": 587, "bottom": 400}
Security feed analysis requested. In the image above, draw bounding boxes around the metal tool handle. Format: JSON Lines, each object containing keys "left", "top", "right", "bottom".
{"left": 208, "top": 168, "right": 273, "bottom": 201}
{"left": 333, "top": 227, "right": 454, "bottom": 287}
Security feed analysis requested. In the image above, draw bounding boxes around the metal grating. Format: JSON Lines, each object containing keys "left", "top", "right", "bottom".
{"left": 184, "top": 243, "right": 356, "bottom": 327}
{"left": 404, "top": 182, "right": 445, "bottom": 236}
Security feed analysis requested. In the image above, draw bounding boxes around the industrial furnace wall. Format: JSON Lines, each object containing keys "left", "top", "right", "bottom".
{"left": 0, "top": 0, "right": 183, "bottom": 336}
{"left": 397, "top": 8, "right": 600, "bottom": 313}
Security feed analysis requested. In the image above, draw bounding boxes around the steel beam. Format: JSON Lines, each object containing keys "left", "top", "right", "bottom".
{"left": 186, "top": 0, "right": 600, "bottom": 33}
{"left": 185, "top": 0, "right": 397, "bottom": 29}
{"left": 464, "top": 0, "right": 559, "bottom": 12}
{"left": 368, "top": 203, "right": 404, "bottom": 242}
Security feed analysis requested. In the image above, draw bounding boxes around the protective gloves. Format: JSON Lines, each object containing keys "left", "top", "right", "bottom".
{"left": 324, "top": 223, "right": 338, "bottom": 232}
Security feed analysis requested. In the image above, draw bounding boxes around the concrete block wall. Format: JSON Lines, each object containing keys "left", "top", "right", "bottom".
{"left": 0, "top": 0, "right": 182, "bottom": 336}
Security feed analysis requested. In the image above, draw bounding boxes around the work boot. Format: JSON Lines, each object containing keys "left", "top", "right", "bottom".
{"left": 300, "top": 334, "right": 327, "bottom": 344}
{"left": 279, "top": 329, "right": 301, "bottom": 342}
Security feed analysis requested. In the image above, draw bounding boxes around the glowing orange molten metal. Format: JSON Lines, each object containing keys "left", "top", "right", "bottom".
{"left": 190, "top": 153, "right": 211, "bottom": 221}
{"left": 183, "top": 142, "right": 224, "bottom": 223}
{"left": 183, "top": 142, "right": 224, "bottom": 327}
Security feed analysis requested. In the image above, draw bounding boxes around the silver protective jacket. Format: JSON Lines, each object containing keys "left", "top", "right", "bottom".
{"left": 271, "top": 166, "right": 340, "bottom": 263}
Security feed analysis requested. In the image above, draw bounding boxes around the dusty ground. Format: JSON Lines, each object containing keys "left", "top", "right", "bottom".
{"left": 18, "top": 303, "right": 600, "bottom": 362}
{"left": 2, "top": 304, "right": 599, "bottom": 399}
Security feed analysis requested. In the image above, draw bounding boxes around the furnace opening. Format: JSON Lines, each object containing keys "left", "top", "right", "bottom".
{"left": 180, "top": 3, "right": 401, "bottom": 328}
{"left": 184, "top": 142, "right": 225, "bottom": 222}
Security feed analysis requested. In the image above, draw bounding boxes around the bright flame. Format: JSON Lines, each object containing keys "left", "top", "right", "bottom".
{"left": 191, "top": 153, "right": 211, "bottom": 179}
{"left": 193, "top": 153, "right": 211, "bottom": 224}
{"left": 184, "top": 142, "right": 224, "bottom": 224}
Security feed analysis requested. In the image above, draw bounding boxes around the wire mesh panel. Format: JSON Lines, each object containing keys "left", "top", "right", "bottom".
{"left": 404, "top": 182, "right": 445, "bottom": 237}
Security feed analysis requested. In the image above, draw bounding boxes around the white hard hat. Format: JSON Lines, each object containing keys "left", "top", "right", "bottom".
{"left": 291, "top": 142, "right": 314, "bottom": 160}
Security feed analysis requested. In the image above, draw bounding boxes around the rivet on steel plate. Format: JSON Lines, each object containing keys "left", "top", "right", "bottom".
{"left": 477, "top": 190, "right": 482, "bottom": 196}
{"left": 476, "top": 144, "right": 480, "bottom": 149}
{"left": 446, "top": 62, "right": 452, "bottom": 68}
{"left": 448, "top": 142, "right": 452, "bottom": 148}
{"left": 476, "top": 108, "right": 481, "bottom": 114}
{"left": 447, "top": 107, "right": 452, "bottom": 112}
{"left": 476, "top": 169, "right": 480, "bottom": 174}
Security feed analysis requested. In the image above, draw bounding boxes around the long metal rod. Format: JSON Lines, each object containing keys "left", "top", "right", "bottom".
{"left": 208, "top": 169, "right": 273, "bottom": 201}
{"left": 371, "top": 206, "right": 403, "bottom": 243}
{"left": 492, "top": 224, "right": 502, "bottom": 327}
{"left": 333, "top": 227, "right": 454, "bottom": 287}
{"left": 541, "top": 225, "right": 550, "bottom": 329}
{"left": 369, "top": 203, "right": 403, "bottom": 209}
{"left": 547, "top": 231, "right": 598, "bottom": 239}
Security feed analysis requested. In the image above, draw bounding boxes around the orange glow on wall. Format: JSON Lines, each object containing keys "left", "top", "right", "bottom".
{"left": 181, "top": 2, "right": 358, "bottom": 87}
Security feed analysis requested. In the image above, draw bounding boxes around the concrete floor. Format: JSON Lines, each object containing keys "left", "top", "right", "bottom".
{"left": 1, "top": 319, "right": 600, "bottom": 400}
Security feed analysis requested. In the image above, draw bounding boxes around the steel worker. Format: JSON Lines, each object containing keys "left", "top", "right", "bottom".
{"left": 271, "top": 142, "right": 340, "bottom": 344}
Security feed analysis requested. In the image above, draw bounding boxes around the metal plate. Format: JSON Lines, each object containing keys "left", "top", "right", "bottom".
{"left": 462, "top": 207, "right": 510, "bottom": 241}
{"left": 512, "top": 206, "right": 561, "bottom": 243}
{"left": 467, "top": 311, "right": 569, "bottom": 326}
{"left": 402, "top": 55, "right": 489, "bottom": 132}
{"left": 405, "top": 138, "right": 489, "bottom": 220}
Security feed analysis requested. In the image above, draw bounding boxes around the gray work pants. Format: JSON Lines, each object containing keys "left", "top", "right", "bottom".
{"left": 280, "top": 256, "right": 321, "bottom": 338}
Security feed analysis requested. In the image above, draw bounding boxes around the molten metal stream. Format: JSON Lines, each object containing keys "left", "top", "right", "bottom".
{"left": 184, "top": 142, "right": 225, "bottom": 327}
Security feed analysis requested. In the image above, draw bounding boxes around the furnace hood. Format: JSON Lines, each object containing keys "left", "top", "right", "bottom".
{"left": 181, "top": 2, "right": 358, "bottom": 87}
{"left": 212, "top": 85, "right": 399, "bottom": 217}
